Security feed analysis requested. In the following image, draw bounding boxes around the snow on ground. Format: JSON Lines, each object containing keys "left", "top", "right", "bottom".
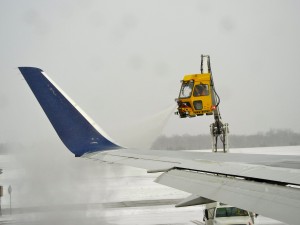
{"left": 0, "top": 145, "right": 292, "bottom": 224}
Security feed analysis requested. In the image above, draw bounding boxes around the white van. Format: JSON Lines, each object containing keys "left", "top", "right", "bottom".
{"left": 203, "top": 202, "right": 254, "bottom": 225}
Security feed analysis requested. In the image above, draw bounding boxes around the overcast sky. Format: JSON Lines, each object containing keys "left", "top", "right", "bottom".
{"left": 1, "top": 0, "right": 300, "bottom": 147}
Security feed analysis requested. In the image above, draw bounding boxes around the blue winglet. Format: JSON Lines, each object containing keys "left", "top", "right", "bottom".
{"left": 19, "top": 67, "right": 122, "bottom": 157}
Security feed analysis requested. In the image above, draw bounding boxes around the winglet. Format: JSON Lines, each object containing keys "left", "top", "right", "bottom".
{"left": 19, "top": 67, "right": 122, "bottom": 157}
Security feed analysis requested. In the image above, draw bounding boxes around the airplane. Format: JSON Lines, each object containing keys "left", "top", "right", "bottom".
{"left": 18, "top": 67, "right": 300, "bottom": 225}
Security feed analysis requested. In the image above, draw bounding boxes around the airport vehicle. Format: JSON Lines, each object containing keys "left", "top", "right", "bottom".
{"left": 175, "top": 55, "right": 218, "bottom": 118}
{"left": 175, "top": 55, "right": 229, "bottom": 152}
{"left": 203, "top": 202, "right": 253, "bottom": 225}
{"left": 19, "top": 67, "right": 300, "bottom": 225}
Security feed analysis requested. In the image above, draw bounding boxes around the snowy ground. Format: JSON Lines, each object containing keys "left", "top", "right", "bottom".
{"left": 0, "top": 145, "right": 296, "bottom": 224}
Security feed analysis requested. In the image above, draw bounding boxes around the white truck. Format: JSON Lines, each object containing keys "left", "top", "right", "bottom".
{"left": 203, "top": 202, "right": 254, "bottom": 225}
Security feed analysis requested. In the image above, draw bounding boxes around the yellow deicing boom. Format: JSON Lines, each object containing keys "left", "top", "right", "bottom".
{"left": 175, "top": 55, "right": 229, "bottom": 153}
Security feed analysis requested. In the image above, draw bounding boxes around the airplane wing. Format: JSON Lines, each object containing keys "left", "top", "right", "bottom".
{"left": 19, "top": 67, "right": 300, "bottom": 225}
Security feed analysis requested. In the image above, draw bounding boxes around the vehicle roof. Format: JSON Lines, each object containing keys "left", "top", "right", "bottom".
{"left": 182, "top": 73, "right": 211, "bottom": 81}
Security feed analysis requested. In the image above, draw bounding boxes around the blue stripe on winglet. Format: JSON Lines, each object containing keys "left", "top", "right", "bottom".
{"left": 19, "top": 67, "right": 122, "bottom": 157}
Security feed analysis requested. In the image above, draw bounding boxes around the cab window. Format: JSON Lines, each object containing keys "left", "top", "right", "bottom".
{"left": 193, "top": 84, "right": 209, "bottom": 96}
{"left": 216, "top": 207, "right": 249, "bottom": 217}
{"left": 179, "top": 80, "right": 194, "bottom": 98}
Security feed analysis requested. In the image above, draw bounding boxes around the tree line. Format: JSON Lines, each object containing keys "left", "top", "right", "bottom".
{"left": 151, "top": 129, "right": 300, "bottom": 150}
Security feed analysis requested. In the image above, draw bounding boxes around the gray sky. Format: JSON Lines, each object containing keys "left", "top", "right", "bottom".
{"left": 1, "top": 0, "right": 300, "bottom": 146}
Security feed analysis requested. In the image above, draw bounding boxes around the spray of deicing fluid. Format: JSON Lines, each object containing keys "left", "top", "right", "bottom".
{"left": 113, "top": 104, "right": 177, "bottom": 149}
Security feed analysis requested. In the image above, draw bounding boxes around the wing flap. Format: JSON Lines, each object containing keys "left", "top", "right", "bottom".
{"left": 175, "top": 194, "right": 215, "bottom": 207}
{"left": 155, "top": 169, "right": 300, "bottom": 225}
{"left": 180, "top": 159, "right": 300, "bottom": 185}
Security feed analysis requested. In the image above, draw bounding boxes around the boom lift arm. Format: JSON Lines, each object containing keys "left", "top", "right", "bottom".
{"left": 175, "top": 55, "right": 229, "bottom": 152}
{"left": 204, "top": 55, "right": 229, "bottom": 153}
